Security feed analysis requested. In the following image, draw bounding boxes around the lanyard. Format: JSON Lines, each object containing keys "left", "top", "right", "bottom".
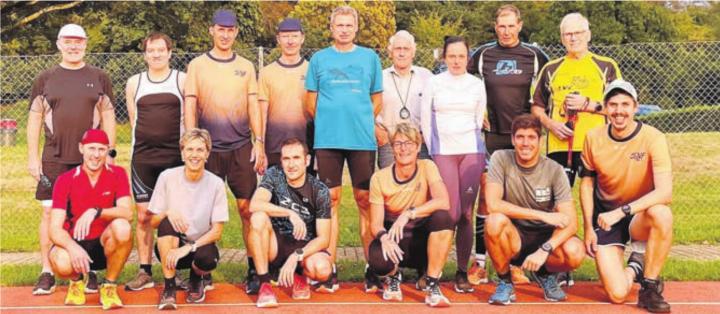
{"left": 391, "top": 70, "right": 414, "bottom": 120}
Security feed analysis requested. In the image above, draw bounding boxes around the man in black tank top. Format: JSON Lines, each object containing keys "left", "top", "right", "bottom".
{"left": 124, "top": 32, "right": 187, "bottom": 291}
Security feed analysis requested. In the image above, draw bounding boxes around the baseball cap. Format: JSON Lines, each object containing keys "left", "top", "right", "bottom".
{"left": 277, "top": 18, "right": 303, "bottom": 33}
{"left": 603, "top": 79, "right": 638, "bottom": 103}
{"left": 213, "top": 9, "right": 237, "bottom": 27}
{"left": 80, "top": 129, "right": 109, "bottom": 145}
{"left": 58, "top": 24, "right": 87, "bottom": 39}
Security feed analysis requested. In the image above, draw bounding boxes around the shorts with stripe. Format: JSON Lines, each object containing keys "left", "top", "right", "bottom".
{"left": 131, "top": 160, "right": 182, "bottom": 203}
{"left": 36, "top": 162, "right": 80, "bottom": 201}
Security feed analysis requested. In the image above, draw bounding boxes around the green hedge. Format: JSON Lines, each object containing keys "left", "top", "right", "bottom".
{"left": 638, "top": 105, "right": 720, "bottom": 133}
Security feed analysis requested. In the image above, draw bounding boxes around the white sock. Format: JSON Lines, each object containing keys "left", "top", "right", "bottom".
{"left": 630, "top": 240, "right": 647, "bottom": 254}
{"left": 474, "top": 253, "right": 486, "bottom": 268}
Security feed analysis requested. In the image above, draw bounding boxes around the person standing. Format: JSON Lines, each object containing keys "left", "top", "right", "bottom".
{"left": 28, "top": 23, "right": 117, "bottom": 295}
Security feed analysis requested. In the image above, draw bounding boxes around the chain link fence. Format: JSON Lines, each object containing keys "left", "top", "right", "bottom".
{"left": 2, "top": 42, "right": 719, "bottom": 251}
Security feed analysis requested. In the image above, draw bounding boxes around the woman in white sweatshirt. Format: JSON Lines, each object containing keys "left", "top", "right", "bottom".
{"left": 420, "top": 36, "right": 487, "bottom": 293}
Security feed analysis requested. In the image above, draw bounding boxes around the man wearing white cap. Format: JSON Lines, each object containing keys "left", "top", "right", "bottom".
{"left": 580, "top": 79, "right": 673, "bottom": 313}
{"left": 27, "top": 23, "right": 117, "bottom": 296}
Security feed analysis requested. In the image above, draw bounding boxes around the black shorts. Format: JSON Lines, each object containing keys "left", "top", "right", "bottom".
{"left": 266, "top": 152, "right": 281, "bottom": 168}
{"left": 485, "top": 133, "right": 513, "bottom": 156}
{"left": 206, "top": 143, "right": 257, "bottom": 199}
{"left": 593, "top": 202, "right": 633, "bottom": 247}
{"left": 510, "top": 227, "right": 554, "bottom": 267}
{"left": 368, "top": 210, "right": 454, "bottom": 273}
{"left": 154, "top": 218, "right": 220, "bottom": 271}
{"left": 316, "top": 149, "right": 375, "bottom": 189}
{"left": 76, "top": 238, "right": 107, "bottom": 271}
{"left": 270, "top": 233, "right": 312, "bottom": 272}
{"left": 131, "top": 160, "right": 182, "bottom": 203}
{"left": 547, "top": 151, "right": 583, "bottom": 187}
{"left": 36, "top": 162, "right": 79, "bottom": 200}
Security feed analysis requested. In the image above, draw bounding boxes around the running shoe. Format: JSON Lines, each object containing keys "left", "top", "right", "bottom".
{"left": 315, "top": 267, "right": 339, "bottom": 293}
{"left": 158, "top": 286, "right": 177, "bottom": 310}
{"left": 364, "top": 264, "right": 383, "bottom": 293}
{"left": 415, "top": 275, "right": 429, "bottom": 291}
{"left": 468, "top": 262, "right": 488, "bottom": 285}
{"left": 126, "top": 270, "right": 154, "bottom": 291}
{"left": 511, "top": 266, "right": 530, "bottom": 285}
{"left": 86, "top": 271, "right": 99, "bottom": 294}
{"left": 454, "top": 270, "right": 475, "bottom": 293}
{"left": 32, "top": 272, "right": 56, "bottom": 295}
{"left": 488, "top": 279, "right": 516, "bottom": 305}
{"left": 186, "top": 277, "right": 206, "bottom": 303}
{"left": 383, "top": 272, "right": 402, "bottom": 301}
{"left": 64, "top": 279, "right": 86, "bottom": 306}
{"left": 529, "top": 271, "right": 566, "bottom": 302}
{"left": 99, "top": 282, "right": 124, "bottom": 310}
{"left": 638, "top": 278, "right": 670, "bottom": 313}
{"left": 246, "top": 273, "right": 260, "bottom": 295}
{"left": 425, "top": 280, "right": 450, "bottom": 307}
{"left": 292, "top": 273, "right": 311, "bottom": 300}
{"left": 256, "top": 282, "right": 278, "bottom": 308}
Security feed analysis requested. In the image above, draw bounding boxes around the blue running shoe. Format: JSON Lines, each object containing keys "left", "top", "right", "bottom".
{"left": 488, "top": 279, "right": 516, "bottom": 305}
{"left": 530, "top": 271, "right": 566, "bottom": 302}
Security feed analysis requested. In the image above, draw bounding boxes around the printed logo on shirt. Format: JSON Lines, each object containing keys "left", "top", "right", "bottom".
{"left": 86, "top": 83, "right": 95, "bottom": 88}
{"left": 280, "top": 196, "right": 311, "bottom": 217}
{"left": 493, "top": 60, "right": 522, "bottom": 75}
{"left": 234, "top": 69, "right": 246, "bottom": 77}
{"left": 534, "top": 187, "right": 552, "bottom": 203}
{"left": 559, "top": 76, "right": 590, "bottom": 92}
{"left": 630, "top": 152, "right": 646, "bottom": 162}
{"left": 102, "top": 191, "right": 111, "bottom": 196}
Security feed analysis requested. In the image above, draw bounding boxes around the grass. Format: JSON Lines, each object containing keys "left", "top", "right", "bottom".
{"left": 2, "top": 258, "right": 719, "bottom": 286}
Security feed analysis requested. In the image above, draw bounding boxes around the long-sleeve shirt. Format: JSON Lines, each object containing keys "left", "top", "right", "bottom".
{"left": 420, "top": 71, "right": 487, "bottom": 156}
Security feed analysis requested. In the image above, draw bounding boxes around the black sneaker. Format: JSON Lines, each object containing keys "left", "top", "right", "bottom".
{"left": 638, "top": 278, "right": 671, "bottom": 313}
{"left": 364, "top": 265, "right": 383, "bottom": 293}
{"left": 557, "top": 271, "right": 575, "bottom": 287}
{"left": 85, "top": 271, "right": 98, "bottom": 294}
{"left": 245, "top": 271, "right": 260, "bottom": 295}
{"left": 628, "top": 251, "right": 645, "bottom": 283}
{"left": 315, "top": 267, "right": 339, "bottom": 293}
{"left": 186, "top": 277, "right": 206, "bottom": 303}
{"left": 454, "top": 271, "right": 474, "bottom": 293}
{"left": 158, "top": 286, "right": 177, "bottom": 310}
{"left": 32, "top": 272, "right": 56, "bottom": 295}
{"left": 415, "top": 275, "right": 429, "bottom": 291}
{"left": 202, "top": 273, "right": 214, "bottom": 291}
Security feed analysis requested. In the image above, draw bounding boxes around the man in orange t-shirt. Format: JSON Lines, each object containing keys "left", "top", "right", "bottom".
{"left": 580, "top": 80, "right": 672, "bottom": 313}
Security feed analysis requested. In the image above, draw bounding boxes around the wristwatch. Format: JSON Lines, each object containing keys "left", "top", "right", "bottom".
{"left": 190, "top": 242, "right": 198, "bottom": 253}
{"left": 621, "top": 204, "right": 632, "bottom": 216}
{"left": 108, "top": 148, "right": 117, "bottom": 158}
{"left": 295, "top": 248, "right": 304, "bottom": 262}
{"left": 407, "top": 207, "right": 416, "bottom": 220}
{"left": 594, "top": 102, "right": 603, "bottom": 112}
{"left": 94, "top": 207, "right": 103, "bottom": 219}
{"left": 255, "top": 136, "right": 264, "bottom": 144}
{"left": 541, "top": 242, "right": 553, "bottom": 253}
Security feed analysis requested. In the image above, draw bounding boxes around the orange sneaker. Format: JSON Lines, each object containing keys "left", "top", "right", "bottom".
{"left": 468, "top": 262, "right": 488, "bottom": 285}
{"left": 292, "top": 274, "right": 310, "bottom": 300}
{"left": 511, "top": 266, "right": 530, "bottom": 285}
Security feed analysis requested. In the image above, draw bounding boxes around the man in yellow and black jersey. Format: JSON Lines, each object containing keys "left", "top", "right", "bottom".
{"left": 531, "top": 12, "right": 621, "bottom": 188}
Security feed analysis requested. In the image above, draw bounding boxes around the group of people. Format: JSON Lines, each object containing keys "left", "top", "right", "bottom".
{"left": 27, "top": 4, "right": 673, "bottom": 313}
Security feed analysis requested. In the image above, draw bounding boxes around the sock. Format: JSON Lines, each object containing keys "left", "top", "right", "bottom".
{"left": 498, "top": 271, "right": 512, "bottom": 282}
{"left": 474, "top": 253, "right": 487, "bottom": 268}
{"left": 332, "top": 263, "right": 337, "bottom": 274}
{"left": 426, "top": 276, "right": 439, "bottom": 285}
{"left": 257, "top": 273, "right": 271, "bottom": 284}
{"left": 189, "top": 268, "right": 202, "bottom": 283}
{"left": 164, "top": 277, "right": 176, "bottom": 289}
{"left": 103, "top": 279, "right": 117, "bottom": 285}
{"left": 536, "top": 266, "right": 550, "bottom": 277}
{"left": 248, "top": 257, "right": 256, "bottom": 272}
{"left": 631, "top": 240, "right": 647, "bottom": 254}
{"left": 475, "top": 215, "right": 487, "bottom": 256}
{"left": 140, "top": 264, "right": 153, "bottom": 275}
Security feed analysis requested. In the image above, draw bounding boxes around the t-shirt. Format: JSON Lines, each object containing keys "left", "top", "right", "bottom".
{"left": 468, "top": 41, "right": 549, "bottom": 134}
{"left": 29, "top": 65, "right": 114, "bottom": 164}
{"left": 377, "top": 65, "right": 433, "bottom": 136}
{"left": 185, "top": 53, "right": 258, "bottom": 151}
{"left": 131, "top": 69, "right": 184, "bottom": 163}
{"left": 258, "top": 59, "right": 309, "bottom": 154}
{"left": 305, "top": 45, "right": 383, "bottom": 150}
{"left": 419, "top": 71, "right": 487, "bottom": 155}
{"left": 258, "top": 166, "right": 331, "bottom": 241}
{"left": 581, "top": 122, "right": 672, "bottom": 211}
{"left": 148, "top": 167, "right": 229, "bottom": 241}
{"left": 369, "top": 160, "right": 443, "bottom": 219}
{"left": 487, "top": 150, "right": 572, "bottom": 230}
{"left": 52, "top": 165, "right": 130, "bottom": 240}
{"left": 532, "top": 52, "right": 621, "bottom": 154}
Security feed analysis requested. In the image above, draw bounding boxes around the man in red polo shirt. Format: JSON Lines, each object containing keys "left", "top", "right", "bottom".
{"left": 48, "top": 129, "right": 133, "bottom": 310}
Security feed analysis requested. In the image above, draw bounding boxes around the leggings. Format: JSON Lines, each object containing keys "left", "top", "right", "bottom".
{"left": 433, "top": 153, "right": 485, "bottom": 272}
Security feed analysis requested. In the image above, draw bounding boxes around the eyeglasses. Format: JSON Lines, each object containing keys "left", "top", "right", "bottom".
{"left": 562, "top": 30, "right": 587, "bottom": 39}
{"left": 392, "top": 141, "right": 417, "bottom": 149}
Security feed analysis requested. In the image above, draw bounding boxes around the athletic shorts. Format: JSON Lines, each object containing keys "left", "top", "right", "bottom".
{"left": 368, "top": 210, "right": 454, "bottom": 273}
{"left": 206, "top": 143, "right": 256, "bottom": 199}
{"left": 52, "top": 238, "right": 107, "bottom": 271}
{"left": 510, "top": 227, "right": 554, "bottom": 267}
{"left": 315, "top": 149, "right": 375, "bottom": 189}
{"left": 547, "top": 151, "right": 583, "bottom": 187}
{"left": 266, "top": 152, "right": 281, "bottom": 168}
{"left": 593, "top": 202, "right": 633, "bottom": 247}
{"left": 36, "top": 162, "right": 80, "bottom": 201}
{"left": 131, "top": 160, "right": 182, "bottom": 203}
{"left": 154, "top": 218, "right": 220, "bottom": 271}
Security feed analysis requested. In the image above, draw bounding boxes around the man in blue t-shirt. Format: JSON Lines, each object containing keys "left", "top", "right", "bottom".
{"left": 304, "top": 5, "right": 383, "bottom": 293}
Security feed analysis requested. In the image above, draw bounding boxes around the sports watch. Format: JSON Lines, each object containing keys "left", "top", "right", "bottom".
{"left": 541, "top": 242, "right": 553, "bottom": 253}
{"left": 621, "top": 204, "right": 632, "bottom": 216}
{"left": 108, "top": 148, "right": 117, "bottom": 158}
{"left": 295, "top": 248, "right": 304, "bottom": 262}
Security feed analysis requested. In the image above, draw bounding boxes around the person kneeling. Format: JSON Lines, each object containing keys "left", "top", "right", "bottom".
{"left": 48, "top": 129, "right": 133, "bottom": 310}
{"left": 367, "top": 123, "right": 454, "bottom": 307}
{"left": 248, "top": 138, "right": 333, "bottom": 308}
{"left": 149, "top": 129, "right": 229, "bottom": 310}
{"left": 485, "top": 115, "right": 585, "bottom": 305}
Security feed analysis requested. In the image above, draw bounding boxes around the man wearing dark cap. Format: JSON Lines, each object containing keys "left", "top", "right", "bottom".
{"left": 47, "top": 129, "right": 132, "bottom": 310}
{"left": 28, "top": 23, "right": 117, "bottom": 295}
{"left": 580, "top": 80, "right": 673, "bottom": 313}
{"left": 184, "top": 9, "right": 265, "bottom": 294}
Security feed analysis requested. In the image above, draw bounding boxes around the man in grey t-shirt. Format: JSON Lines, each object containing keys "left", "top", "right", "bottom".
{"left": 149, "top": 129, "right": 229, "bottom": 310}
{"left": 484, "top": 114, "right": 585, "bottom": 306}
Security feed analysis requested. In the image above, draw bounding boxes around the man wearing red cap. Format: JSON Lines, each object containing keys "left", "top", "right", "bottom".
{"left": 28, "top": 23, "right": 117, "bottom": 295}
{"left": 47, "top": 129, "right": 132, "bottom": 310}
